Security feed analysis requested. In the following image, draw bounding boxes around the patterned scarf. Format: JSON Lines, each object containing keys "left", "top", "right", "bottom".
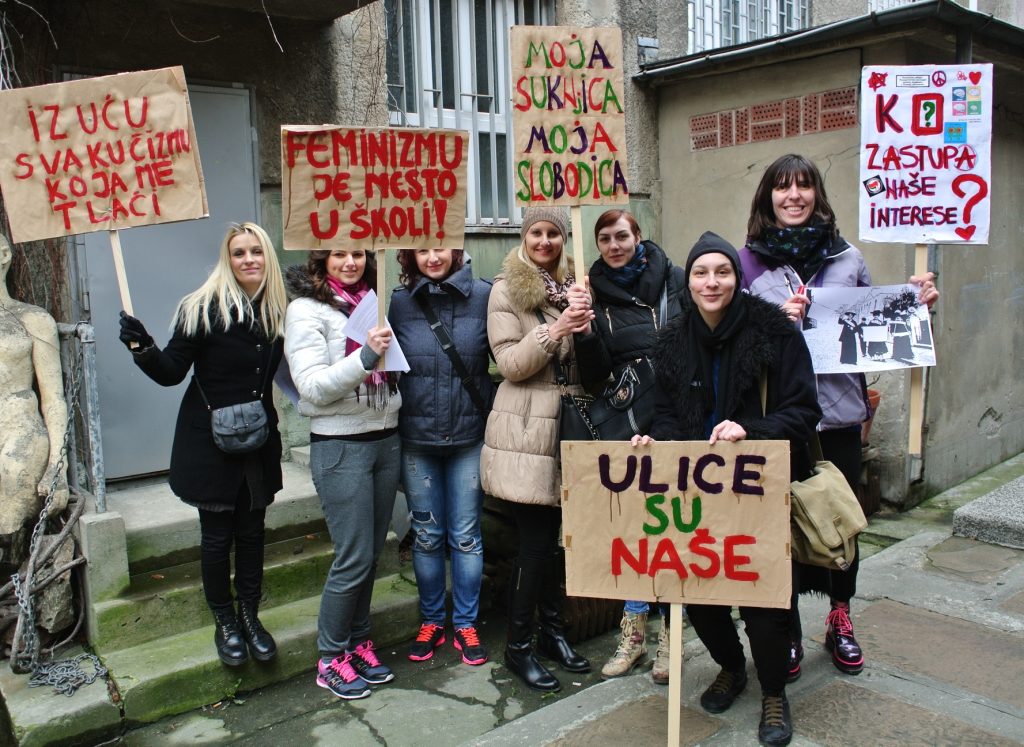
{"left": 326, "top": 276, "right": 393, "bottom": 409}
{"left": 760, "top": 224, "right": 833, "bottom": 282}
{"left": 539, "top": 266, "right": 576, "bottom": 310}
{"left": 605, "top": 242, "right": 648, "bottom": 288}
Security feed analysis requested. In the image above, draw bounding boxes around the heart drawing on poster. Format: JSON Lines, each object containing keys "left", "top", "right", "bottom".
{"left": 969, "top": 71, "right": 982, "bottom": 84}
{"left": 955, "top": 225, "right": 976, "bottom": 240}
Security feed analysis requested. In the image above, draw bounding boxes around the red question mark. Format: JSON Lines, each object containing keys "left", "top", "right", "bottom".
{"left": 951, "top": 174, "right": 988, "bottom": 240}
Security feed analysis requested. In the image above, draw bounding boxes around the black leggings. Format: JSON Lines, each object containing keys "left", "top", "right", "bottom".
{"left": 818, "top": 426, "right": 861, "bottom": 602}
{"left": 197, "top": 482, "right": 267, "bottom": 612}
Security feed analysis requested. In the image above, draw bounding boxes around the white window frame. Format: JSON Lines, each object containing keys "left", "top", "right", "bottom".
{"left": 688, "top": 0, "right": 809, "bottom": 54}
{"left": 386, "top": 0, "right": 553, "bottom": 226}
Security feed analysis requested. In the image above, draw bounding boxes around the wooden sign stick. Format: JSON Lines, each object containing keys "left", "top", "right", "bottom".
{"left": 908, "top": 243, "right": 928, "bottom": 455}
{"left": 377, "top": 247, "right": 388, "bottom": 371}
{"left": 109, "top": 229, "right": 139, "bottom": 349}
{"left": 570, "top": 205, "right": 585, "bottom": 281}
{"left": 667, "top": 602, "right": 684, "bottom": 747}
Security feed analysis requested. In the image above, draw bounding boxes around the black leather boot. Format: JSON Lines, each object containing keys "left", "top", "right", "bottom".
{"left": 212, "top": 608, "right": 248, "bottom": 667}
{"left": 536, "top": 551, "right": 591, "bottom": 673}
{"left": 238, "top": 600, "right": 277, "bottom": 662}
{"left": 504, "top": 560, "right": 560, "bottom": 692}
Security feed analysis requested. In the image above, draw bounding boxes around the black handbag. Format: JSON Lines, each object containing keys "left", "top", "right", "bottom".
{"left": 587, "top": 356, "right": 658, "bottom": 440}
{"left": 195, "top": 342, "right": 275, "bottom": 455}
{"left": 535, "top": 310, "right": 598, "bottom": 441}
{"left": 585, "top": 283, "right": 668, "bottom": 440}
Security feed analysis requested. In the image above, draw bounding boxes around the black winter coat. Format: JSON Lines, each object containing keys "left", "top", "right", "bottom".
{"left": 650, "top": 293, "right": 821, "bottom": 483}
{"left": 574, "top": 240, "right": 687, "bottom": 391}
{"left": 131, "top": 311, "right": 283, "bottom": 509}
{"left": 389, "top": 263, "right": 494, "bottom": 448}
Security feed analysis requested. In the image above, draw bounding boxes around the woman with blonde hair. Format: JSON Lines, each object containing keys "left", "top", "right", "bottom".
{"left": 482, "top": 207, "right": 594, "bottom": 692}
{"left": 118, "top": 222, "right": 287, "bottom": 667}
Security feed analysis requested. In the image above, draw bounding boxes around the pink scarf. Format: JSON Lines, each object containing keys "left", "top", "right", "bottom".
{"left": 326, "top": 276, "right": 392, "bottom": 408}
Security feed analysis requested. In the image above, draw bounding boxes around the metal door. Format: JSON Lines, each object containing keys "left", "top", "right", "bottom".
{"left": 77, "top": 84, "right": 259, "bottom": 479}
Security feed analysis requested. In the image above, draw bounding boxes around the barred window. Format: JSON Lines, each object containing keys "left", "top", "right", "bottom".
{"left": 386, "top": 0, "right": 554, "bottom": 225}
{"left": 688, "top": 0, "right": 809, "bottom": 54}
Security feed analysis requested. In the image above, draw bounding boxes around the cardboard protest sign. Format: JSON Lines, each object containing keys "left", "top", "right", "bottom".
{"left": 0, "top": 66, "right": 207, "bottom": 244}
{"left": 561, "top": 441, "right": 792, "bottom": 609}
{"left": 281, "top": 126, "right": 468, "bottom": 251}
{"left": 510, "top": 26, "right": 629, "bottom": 206}
{"left": 801, "top": 284, "right": 936, "bottom": 374}
{"left": 859, "top": 64, "right": 992, "bottom": 244}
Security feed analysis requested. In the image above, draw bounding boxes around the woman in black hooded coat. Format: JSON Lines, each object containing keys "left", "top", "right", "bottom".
{"left": 639, "top": 231, "right": 821, "bottom": 747}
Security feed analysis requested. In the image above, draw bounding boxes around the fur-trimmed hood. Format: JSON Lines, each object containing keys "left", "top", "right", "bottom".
{"left": 285, "top": 265, "right": 316, "bottom": 301}
{"left": 496, "top": 247, "right": 576, "bottom": 314}
{"left": 652, "top": 292, "right": 801, "bottom": 439}
{"left": 284, "top": 255, "right": 381, "bottom": 304}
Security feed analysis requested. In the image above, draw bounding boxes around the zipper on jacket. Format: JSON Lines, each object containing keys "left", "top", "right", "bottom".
{"left": 604, "top": 298, "right": 659, "bottom": 332}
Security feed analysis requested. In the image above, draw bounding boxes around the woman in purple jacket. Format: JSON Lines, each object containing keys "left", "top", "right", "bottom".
{"left": 739, "top": 154, "right": 938, "bottom": 681}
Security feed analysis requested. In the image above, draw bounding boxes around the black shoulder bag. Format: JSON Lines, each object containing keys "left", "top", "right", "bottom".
{"left": 585, "top": 283, "right": 667, "bottom": 440}
{"left": 416, "top": 292, "right": 489, "bottom": 415}
{"left": 194, "top": 341, "right": 275, "bottom": 455}
{"left": 535, "top": 309, "right": 597, "bottom": 441}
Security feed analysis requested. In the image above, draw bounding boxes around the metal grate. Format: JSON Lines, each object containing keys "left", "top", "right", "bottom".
{"left": 385, "top": 0, "right": 553, "bottom": 225}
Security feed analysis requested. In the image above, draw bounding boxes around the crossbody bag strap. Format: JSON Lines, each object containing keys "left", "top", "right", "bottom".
{"left": 193, "top": 338, "right": 276, "bottom": 412}
{"left": 415, "top": 291, "right": 489, "bottom": 415}
{"left": 759, "top": 366, "right": 823, "bottom": 461}
{"left": 658, "top": 282, "right": 668, "bottom": 327}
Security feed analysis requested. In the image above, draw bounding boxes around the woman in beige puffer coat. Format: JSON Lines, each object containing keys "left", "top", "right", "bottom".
{"left": 481, "top": 207, "right": 594, "bottom": 693}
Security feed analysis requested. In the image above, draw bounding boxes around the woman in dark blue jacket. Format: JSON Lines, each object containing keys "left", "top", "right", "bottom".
{"left": 389, "top": 248, "right": 494, "bottom": 667}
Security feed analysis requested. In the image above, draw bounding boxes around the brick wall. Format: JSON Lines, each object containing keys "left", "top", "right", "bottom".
{"left": 690, "top": 86, "right": 858, "bottom": 151}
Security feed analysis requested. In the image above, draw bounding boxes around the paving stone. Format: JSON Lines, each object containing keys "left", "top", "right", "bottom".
{"left": 350, "top": 687, "right": 499, "bottom": 745}
{"left": 857, "top": 599, "right": 1024, "bottom": 709}
{"left": 1002, "top": 590, "right": 1024, "bottom": 616}
{"left": 927, "top": 536, "right": 1023, "bottom": 581}
{"left": 793, "top": 681, "right": 1020, "bottom": 747}
{"left": 549, "top": 694, "right": 720, "bottom": 746}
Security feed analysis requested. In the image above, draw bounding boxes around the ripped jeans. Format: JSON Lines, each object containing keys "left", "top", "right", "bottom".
{"left": 401, "top": 442, "right": 484, "bottom": 629}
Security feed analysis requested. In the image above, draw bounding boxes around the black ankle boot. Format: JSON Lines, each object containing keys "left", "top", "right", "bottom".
{"left": 536, "top": 628, "right": 591, "bottom": 673}
{"left": 505, "top": 558, "right": 561, "bottom": 692}
{"left": 505, "top": 640, "right": 561, "bottom": 692}
{"left": 536, "top": 551, "right": 591, "bottom": 673}
{"left": 212, "top": 608, "right": 248, "bottom": 667}
{"left": 237, "top": 600, "right": 277, "bottom": 662}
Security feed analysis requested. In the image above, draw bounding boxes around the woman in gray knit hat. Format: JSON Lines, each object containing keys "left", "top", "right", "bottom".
{"left": 481, "top": 206, "right": 595, "bottom": 692}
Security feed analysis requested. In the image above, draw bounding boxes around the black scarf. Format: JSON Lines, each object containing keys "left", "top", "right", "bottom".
{"left": 757, "top": 223, "right": 833, "bottom": 282}
{"left": 686, "top": 296, "right": 748, "bottom": 431}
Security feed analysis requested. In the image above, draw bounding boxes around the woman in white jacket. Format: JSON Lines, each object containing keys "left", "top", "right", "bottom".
{"left": 285, "top": 248, "right": 401, "bottom": 701}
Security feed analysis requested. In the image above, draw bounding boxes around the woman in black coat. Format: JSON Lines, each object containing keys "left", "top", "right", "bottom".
{"left": 117, "top": 222, "right": 288, "bottom": 667}
{"left": 572, "top": 209, "right": 686, "bottom": 684}
{"left": 634, "top": 232, "right": 821, "bottom": 747}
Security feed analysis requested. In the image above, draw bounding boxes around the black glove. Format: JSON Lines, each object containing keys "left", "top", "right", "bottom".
{"left": 119, "top": 311, "right": 154, "bottom": 351}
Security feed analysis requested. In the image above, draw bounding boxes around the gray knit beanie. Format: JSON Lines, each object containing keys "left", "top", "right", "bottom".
{"left": 520, "top": 207, "right": 570, "bottom": 243}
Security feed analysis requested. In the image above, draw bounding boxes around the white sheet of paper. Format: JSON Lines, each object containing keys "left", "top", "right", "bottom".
{"left": 345, "top": 290, "right": 410, "bottom": 372}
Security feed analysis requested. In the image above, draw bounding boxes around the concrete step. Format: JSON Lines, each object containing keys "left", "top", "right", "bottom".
{"left": 0, "top": 572, "right": 420, "bottom": 743}
{"left": 953, "top": 474, "right": 1024, "bottom": 549}
{"left": 105, "top": 571, "right": 419, "bottom": 726}
{"left": 90, "top": 530, "right": 409, "bottom": 652}
{"left": 106, "top": 461, "right": 326, "bottom": 574}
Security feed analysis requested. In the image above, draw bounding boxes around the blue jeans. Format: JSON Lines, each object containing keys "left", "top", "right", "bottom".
{"left": 310, "top": 434, "right": 401, "bottom": 657}
{"left": 402, "top": 442, "right": 484, "bottom": 629}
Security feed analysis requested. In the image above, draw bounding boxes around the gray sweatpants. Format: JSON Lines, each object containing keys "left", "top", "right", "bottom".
{"left": 310, "top": 433, "right": 401, "bottom": 657}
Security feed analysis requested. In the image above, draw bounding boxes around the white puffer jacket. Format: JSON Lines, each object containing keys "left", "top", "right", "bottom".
{"left": 284, "top": 295, "right": 401, "bottom": 436}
